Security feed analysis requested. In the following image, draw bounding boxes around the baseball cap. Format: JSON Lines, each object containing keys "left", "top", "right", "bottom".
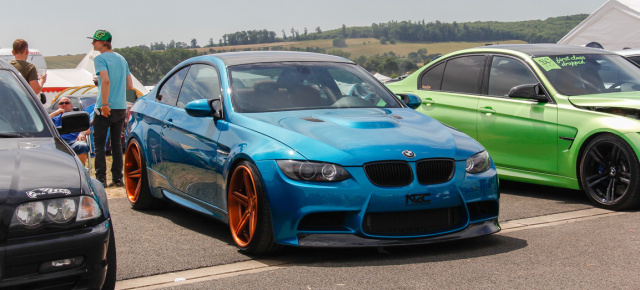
{"left": 88, "top": 30, "right": 112, "bottom": 42}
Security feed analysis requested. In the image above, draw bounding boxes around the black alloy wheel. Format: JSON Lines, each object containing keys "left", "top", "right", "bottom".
{"left": 580, "top": 134, "right": 640, "bottom": 210}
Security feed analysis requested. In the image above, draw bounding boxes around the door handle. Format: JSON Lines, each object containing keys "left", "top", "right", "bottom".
{"left": 422, "top": 98, "right": 435, "bottom": 106}
{"left": 479, "top": 107, "right": 496, "bottom": 115}
{"left": 165, "top": 119, "right": 174, "bottom": 128}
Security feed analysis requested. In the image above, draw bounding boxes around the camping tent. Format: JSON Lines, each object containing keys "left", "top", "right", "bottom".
{"left": 373, "top": 73, "right": 391, "bottom": 83}
{"left": 557, "top": 0, "right": 640, "bottom": 51}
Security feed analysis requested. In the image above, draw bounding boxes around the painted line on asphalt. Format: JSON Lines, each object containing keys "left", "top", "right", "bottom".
{"left": 115, "top": 259, "right": 291, "bottom": 290}
{"left": 499, "top": 208, "right": 625, "bottom": 233}
{"left": 115, "top": 208, "right": 624, "bottom": 289}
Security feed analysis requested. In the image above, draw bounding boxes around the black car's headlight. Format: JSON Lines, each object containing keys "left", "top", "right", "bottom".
{"left": 466, "top": 150, "right": 491, "bottom": 174}
{"left": 277, "top": 160, "right": 351, "bottom": 182}
{"left": 10, "top": 196, "right": 103, "bottom": 234}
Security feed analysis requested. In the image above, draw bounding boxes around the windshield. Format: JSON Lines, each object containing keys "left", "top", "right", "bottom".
{"left": 229, "top": 62, "right": 402, "bottom": 112}
{"left": 0, "top": 70, "right": 50, "bottom": 137}
{"left": 533, "top": 54, "right": 640, "bottom": 96}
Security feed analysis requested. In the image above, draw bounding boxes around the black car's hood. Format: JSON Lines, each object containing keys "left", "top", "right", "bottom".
{"left": 0, "top": 138, "right": 82, "bottom": 202}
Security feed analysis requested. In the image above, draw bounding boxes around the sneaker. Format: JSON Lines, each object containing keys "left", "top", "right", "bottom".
{"left": 98, "top": 179, "right": 108, "bottom": 188}
{"left": 109, "top": 180, "right": 125, "bottom": 187}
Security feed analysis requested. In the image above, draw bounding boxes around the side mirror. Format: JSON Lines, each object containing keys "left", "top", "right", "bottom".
{"left": 39, "top": 93, "right": 46, "bottom": 105}
{"left": 508, "top": 84, "right": 548, "bottom": 103}
{"left": 396, "top": 93, "right": 422, "bottom": 109}
{"left": 57, "top": 111, "right": 90, "bottom": 135}
{"left": 185, "top": 99, "right": 222, "bottom": 120}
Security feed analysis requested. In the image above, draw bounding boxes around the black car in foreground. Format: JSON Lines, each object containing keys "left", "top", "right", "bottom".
{"left": 0, "top": 60, "right": 116, "bottom": 289}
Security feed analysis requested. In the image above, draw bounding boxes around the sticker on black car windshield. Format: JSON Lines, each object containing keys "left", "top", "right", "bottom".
{"left": 26, "top": 188, "right": 72, "bottom": 199}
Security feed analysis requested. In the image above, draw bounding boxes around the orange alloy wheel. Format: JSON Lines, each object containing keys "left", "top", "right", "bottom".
{"left": 228, "top": 165, "right": 259, "bottom": 248}
{"left": 124, "top": 142, "right": 143, "bottom": 203}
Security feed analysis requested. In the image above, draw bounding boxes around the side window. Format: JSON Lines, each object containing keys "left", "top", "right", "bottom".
{"left": 488, "top": 56, "right": 538, "bottom": 97}
{"left": 157, "top": 67, "right": 189, "bottom": 106}
{"left": 441, "top": 55, "right": 486, "bottom": 94}
{"left": 176, "top": 64, "right": 221, "bottom": 109}
{"left": 419, "top": 62, "right": 445, "bottom": 90}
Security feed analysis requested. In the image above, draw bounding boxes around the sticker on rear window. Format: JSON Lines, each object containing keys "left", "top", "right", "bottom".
{"left": 534, "top": 57, "right": 562, "bottom": 71}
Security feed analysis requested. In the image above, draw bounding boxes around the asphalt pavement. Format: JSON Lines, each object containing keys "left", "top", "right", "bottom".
{"left": 109, "top": 180, "right": 640, "bottom": 289}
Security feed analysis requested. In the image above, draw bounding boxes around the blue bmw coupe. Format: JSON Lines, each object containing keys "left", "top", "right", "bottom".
{"left": 124, "top": 51, "right": 500, "bottom": 254}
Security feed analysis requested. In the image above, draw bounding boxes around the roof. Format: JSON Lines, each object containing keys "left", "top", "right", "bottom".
{"left": 558, "top": 0, "right": 640, "bottom": 50}
{"left": 205, "top": 51, "right": 354, "bottom": 66}
{"left": 471, "top": 44, "right": 615, "bottom": 57}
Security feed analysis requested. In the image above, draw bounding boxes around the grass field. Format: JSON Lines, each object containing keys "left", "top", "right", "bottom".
{"left": 46, "top": 39, "right": 527, "bottom": 69}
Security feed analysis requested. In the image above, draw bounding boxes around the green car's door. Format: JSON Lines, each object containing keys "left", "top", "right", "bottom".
{"left": 477, "top": 56, "right": 558, "bottom": 174}
{"left": 413, "top": 55, "right": 487, "bottom": 139}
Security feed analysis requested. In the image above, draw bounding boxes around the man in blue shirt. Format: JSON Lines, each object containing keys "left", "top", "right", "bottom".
{"left": 89, "top": 29, "right": 133, "bottom": 187}
{"left": 50, "top": 97, "right": 90, "bottom": 165}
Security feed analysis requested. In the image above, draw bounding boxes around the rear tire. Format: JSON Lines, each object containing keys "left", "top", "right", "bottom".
{"left": 124, "top": 139, "right": 158, "bottom": 210}
{"left": 579, "top": 134, "right": 640, "bottom": 210}
{"left": 227, "top": 161, "right": 282, "bottom": 254}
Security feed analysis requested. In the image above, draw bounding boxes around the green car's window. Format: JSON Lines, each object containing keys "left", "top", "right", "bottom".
{"left": 229, "top": 62, "right": 402, "bottom": 112}
{"left": 488, "top": 56, "right": 538, "bottom": 97}
{"left": 419, "top": 62, "right": 444, "bottom": 91}
{"left": 534, "top": 54, "right": 640, "bottom": 96}
{"left": 441, "top": 55, "right": 485, "bottom": 94}
{"left": 177, "top": 64, "right": 221, "bottom": 109}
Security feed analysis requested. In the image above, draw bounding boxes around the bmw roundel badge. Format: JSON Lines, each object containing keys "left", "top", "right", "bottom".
{"left": 402, "top": 150, "right": 415, "bottom": 158}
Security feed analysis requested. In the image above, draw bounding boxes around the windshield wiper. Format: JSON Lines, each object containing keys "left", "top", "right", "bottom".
{"left": 0, "top": 132, "right": 22, "bottom": 138}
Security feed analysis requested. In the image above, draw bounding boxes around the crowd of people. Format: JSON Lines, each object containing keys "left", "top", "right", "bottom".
{"left": 10, "top": 29, "right": 133, "bottom": 188}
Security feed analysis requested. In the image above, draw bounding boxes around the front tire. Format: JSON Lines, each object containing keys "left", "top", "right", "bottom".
{"left": 227, "top": 161, "right": 282, "bottom": 254}
{"left": 579, "top": 134, "right": 640, "bottom": 210}
{"left": 124, "top": 139, "right": 158, "bottom": 210}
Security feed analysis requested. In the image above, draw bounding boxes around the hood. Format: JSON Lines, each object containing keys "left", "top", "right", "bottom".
{"left": 568, "top": 91, "right": 640, "bottom": 108}
{"left": 233, "top": 108, "right": 483, "bottom": 165}
{"left": 0, "top": 138, "right": 82, "bottom": 204}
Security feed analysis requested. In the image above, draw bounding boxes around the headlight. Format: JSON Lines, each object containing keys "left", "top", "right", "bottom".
{"left": 466, "top": 150, "right": 491, "bottom": 174}
{"left": 12, "top": 196, "right": 102, "bottom": 229}
{"left": 277, "top": 160, "right": 350, "bottom": 182}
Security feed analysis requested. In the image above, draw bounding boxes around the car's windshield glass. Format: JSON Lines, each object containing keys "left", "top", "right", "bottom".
{"left": 229, "top": 62, "right": 402, "bottom": 112}
{"left": 533, "top": 54, "right": 640, "bottom": 96}
{"left": 0, "top": 70, "right": 49, "bottom": 137}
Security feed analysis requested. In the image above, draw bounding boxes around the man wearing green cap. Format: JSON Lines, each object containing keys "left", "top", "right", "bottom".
{"left": 89, "top": 29, "right": 133, "bottom": 187}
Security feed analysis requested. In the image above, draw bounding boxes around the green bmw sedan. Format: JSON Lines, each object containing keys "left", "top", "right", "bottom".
{"left": 387, "top": 44, "right": 640, "bottom": 210}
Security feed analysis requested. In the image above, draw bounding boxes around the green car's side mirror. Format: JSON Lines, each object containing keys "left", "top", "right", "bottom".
{"left": 396, "top": 93, "right": 422, "bottom": 109}
{"left": 508, "top": 84, "right": 548, "bottom": 103}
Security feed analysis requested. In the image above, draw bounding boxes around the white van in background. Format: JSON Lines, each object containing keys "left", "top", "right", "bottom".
{"left": 0, "top": 48, "right": 47, "bottom": 75}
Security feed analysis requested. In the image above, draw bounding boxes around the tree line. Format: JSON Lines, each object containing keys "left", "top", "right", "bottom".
{"left": 145, "top": 14, "right": 586, "bottom": 50}
{"left": 117, "top": 15, "right": 587, "bottom": 85}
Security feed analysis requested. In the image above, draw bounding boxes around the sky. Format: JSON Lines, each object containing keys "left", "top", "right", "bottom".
{"left": 3, "top": 0, "right": 607, "bottom": 56}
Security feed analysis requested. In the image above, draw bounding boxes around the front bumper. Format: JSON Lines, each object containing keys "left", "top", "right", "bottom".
{"left": 256, "top": 160, "right": 500, "bottom": 247}
{"left": 0, "top": 219, "right": 111, "bottom": 289}
{"left": 298, "top": 219, "right": 500, "bottom": 247}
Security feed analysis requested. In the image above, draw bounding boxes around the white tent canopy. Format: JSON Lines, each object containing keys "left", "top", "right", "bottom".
{"left": 373, "top": 73, "right": 391, "bottom": 83}
{"left": 558, "top": 0, "right": 640, "bottom": 51}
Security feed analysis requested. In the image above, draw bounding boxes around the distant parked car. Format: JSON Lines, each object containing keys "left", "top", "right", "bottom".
{"left": 617, "top": 48, "right": 640, "bottom": 65}
{"left": 0, "top": 60, "right": 116, "bottom": 288}
{"left": 387, "top": 44, "right": 640, "bottom": 210}
{"left": 125, "top": 51, "right": 500, "bottom": 254}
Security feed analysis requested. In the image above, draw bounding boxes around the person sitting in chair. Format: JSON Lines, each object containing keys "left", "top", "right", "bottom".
{"left": 50, "top": 97, "right": 90, "bottom": 164}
